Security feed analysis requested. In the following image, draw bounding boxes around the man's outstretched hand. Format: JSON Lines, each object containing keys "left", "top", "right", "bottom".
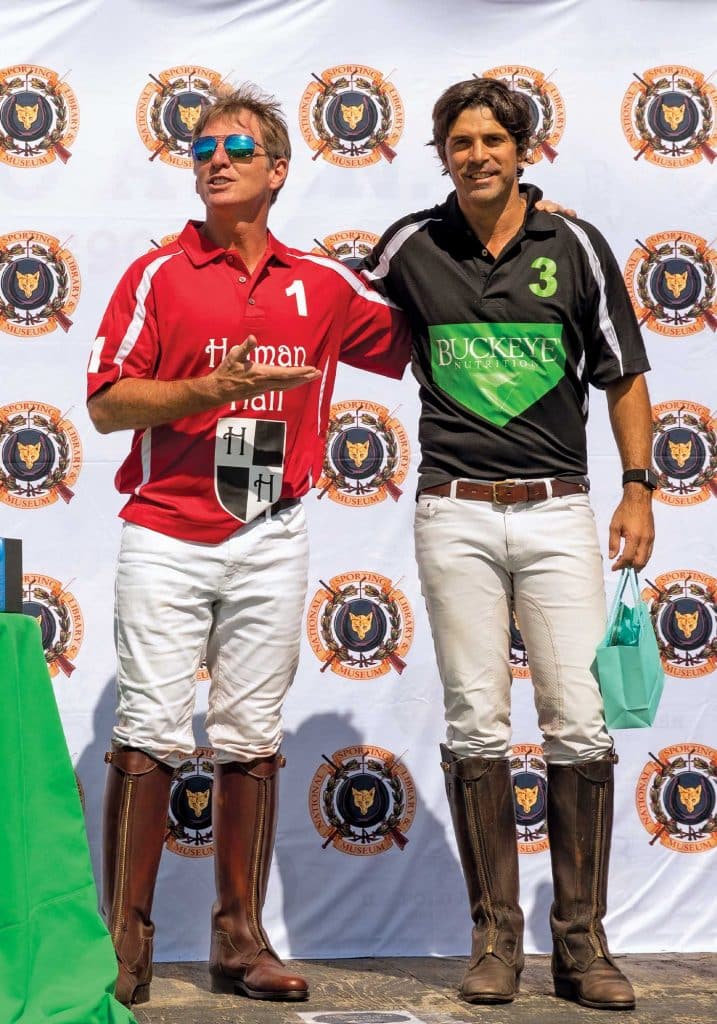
{"left": 211, "top": 335, "right": 322, "bottom": 403}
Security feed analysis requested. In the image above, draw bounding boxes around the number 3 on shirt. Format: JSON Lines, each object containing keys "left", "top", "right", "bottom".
{"left": 286, "top": 280, "right": 308, "bottom": 317}
{"left": 529, "top": 257, "right": 558, "bottom": 298}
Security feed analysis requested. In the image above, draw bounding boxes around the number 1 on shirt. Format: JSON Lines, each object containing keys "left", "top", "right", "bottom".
{"left": 286, "top": 280, "right": 308, "bottom": 317}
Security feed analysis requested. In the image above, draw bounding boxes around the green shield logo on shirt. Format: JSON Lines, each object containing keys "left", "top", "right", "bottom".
{"left": 429, "top": 322, "right": 566, "bottom": 426}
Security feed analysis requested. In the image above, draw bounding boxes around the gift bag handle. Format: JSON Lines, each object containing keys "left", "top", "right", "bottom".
{"left": 606, "top": 568, "right": 642, "bottom": 644}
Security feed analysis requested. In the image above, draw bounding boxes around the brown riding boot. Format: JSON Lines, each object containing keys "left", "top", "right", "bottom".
{"left": 441, "top": 745, "right": 524, "bottom": 1003}
{"left": 102, "top": 747, "right": 173, "bottom": 1007}
{"left": 547, "top": 754, "right": 636, "bottom": 1010}
{"left": 209, "top": 755, "right": 309, "bottom": 1001}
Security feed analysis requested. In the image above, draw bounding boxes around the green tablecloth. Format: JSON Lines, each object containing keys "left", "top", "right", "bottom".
{"left": 0, "top": 614, "right": 136, "bottom": 1024}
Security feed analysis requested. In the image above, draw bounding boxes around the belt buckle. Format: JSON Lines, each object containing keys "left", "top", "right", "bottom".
{"left": 492, "top": 479, "right": 517, "bottom": 504}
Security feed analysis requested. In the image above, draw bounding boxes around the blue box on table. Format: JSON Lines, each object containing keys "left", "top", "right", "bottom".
{"left": 0, "top": 538, "right": 22, "bottom": 612}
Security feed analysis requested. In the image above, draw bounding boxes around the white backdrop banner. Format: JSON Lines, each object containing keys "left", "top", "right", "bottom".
{"left": 1, "top": 0, "right": 716, "bottom": 961}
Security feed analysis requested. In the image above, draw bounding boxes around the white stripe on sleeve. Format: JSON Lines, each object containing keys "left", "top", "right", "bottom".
{"left": 114, "top": 252, "right": 179, "bottom": 369}
{"left": 553, "top": 215, "right": 624, "bottom": 376}
{"left": 361, "top": 217, "right": 439, "bottom": 282}
{"left": 576, "top": 351, "right": 589, "bottom": 415}
{"left": 134, "top": 428, "right": 152, "bottom": 496}
{"left": 315, "top": 363, "right": 329, "bottom": 438}
{"left": 88, "top": 336, "right": 104, "bottom": 373}
{"left": 290, "top": 252, "right": 402, "bottom": 309}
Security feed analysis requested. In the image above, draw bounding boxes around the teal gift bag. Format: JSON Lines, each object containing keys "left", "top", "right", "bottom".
{"left": 592, "top": 568, "right": 665, "bottom": 729}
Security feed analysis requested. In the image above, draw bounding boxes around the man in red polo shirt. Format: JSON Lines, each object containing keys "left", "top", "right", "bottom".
{"left": 87, "top": 85, "right": 411, "bottom": 1007}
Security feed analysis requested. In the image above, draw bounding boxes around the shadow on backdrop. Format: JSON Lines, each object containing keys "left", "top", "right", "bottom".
{"left": 527, "top": 879, "right": 554, "bottom": 952}
{"left": 75, "top": 673, "right": 119, "bottom": 892}
{"left": 276, "top": 711, "right": 467, "bottom": 965}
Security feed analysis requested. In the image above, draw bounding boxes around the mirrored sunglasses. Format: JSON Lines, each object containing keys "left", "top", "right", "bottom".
{"left": 191, "top": 134, "right": 266, "bottom": 163}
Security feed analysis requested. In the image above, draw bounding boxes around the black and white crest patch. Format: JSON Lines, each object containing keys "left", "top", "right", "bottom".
{"left": 214, "top": 416, "right": 286, "bottom": 523}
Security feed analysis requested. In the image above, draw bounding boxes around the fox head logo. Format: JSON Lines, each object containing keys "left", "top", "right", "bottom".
{"left": 352, "top": 786, "right": 376, "bottom": 815}
{"left": 346, "top": 438, "right": 369, "bottom": 468}
{"left": 17, "top": 440, "right": 42, "bottom": 470}
{"left": 341, "top": 102, "right": 364, "bottom": 130}
{"left": 662, "top": 103, "right": 686, "bottom": 131}
{"left": 16, "top": 270, "right": 40, "bottom": 298}
{"left": 349, "top": 611, "right": 373, "bottom": 641}
{"left": 514, "top": 784, "right": 539, "bottom": 814}
{"left": 15, "top": 102, "right": 39, "bottom": 130}
{"left": 678, "top": 783, "right": 702, "bottom": 813}
{"left": 668, "top": 438, "right": 693, "bottom": 468}
{"left": 664, "top": 269, "right": 689, "bottom": 299}
{"left": 186, "top": 787, "right": 209, "bottom": 817}
{"left": 178, "top": 103, "right": 201, "bottom": 132}
{"left": 675, "top": 608, "right": 699, "bottom": 639}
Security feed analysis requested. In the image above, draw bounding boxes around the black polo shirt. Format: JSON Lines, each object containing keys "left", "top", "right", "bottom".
{"left": 362, "top": 185, "right": 650, "bottom": 490}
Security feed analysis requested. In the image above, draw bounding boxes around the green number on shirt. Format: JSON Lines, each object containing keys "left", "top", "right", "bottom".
{"left": 529, "top": 257, "right": 558, "bottom": 298}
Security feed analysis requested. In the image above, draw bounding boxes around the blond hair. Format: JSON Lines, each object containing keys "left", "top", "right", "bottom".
{"left": 193, "top": 83, "right": 291, "bottom": 161}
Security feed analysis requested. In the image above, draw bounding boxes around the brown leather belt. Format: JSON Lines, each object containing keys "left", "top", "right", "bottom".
{"left": 420, "top": 478, "right": 587, "bottom": 505}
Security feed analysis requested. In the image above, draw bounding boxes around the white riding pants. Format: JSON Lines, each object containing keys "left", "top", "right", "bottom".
{"left": 414, "top": 490, "right": 612, "bottom": 764}
{"left": 112, "top": 504, "right": 309, "bottom": 765}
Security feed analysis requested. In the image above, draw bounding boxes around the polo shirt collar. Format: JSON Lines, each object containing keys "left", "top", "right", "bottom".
{"left": 178, "top": 220, "right": 293, "bottom": 268}
{"left": 521, "top": 184, "right": 559, "bottom": 236}
{"left": 267, "top": 233, "right": 294, "bottom": 267}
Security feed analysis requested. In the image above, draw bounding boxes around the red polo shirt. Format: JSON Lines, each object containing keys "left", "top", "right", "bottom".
{"left": 88, "top": 221, "right": 411, "bottom": 542}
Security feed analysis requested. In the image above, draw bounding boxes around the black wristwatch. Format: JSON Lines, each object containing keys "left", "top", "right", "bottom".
{"left": 622, "top": 468, "right": 658, "bottom": 490}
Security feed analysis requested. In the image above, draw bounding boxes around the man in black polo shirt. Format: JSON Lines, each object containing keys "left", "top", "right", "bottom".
{"left": 362, "top": 79, "right": 655, "bottom": 1010}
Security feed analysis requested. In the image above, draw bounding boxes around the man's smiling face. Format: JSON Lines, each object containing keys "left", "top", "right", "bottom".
{"left": 443, "top": 105, "right": 524, "bottom": 211}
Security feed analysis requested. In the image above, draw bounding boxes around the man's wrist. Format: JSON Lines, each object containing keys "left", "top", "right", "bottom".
{"left": 622, "top": 481, "right": 654, "bottom": 502}
{"left": 194, "top": 372, "right": 225, "bottom": 407}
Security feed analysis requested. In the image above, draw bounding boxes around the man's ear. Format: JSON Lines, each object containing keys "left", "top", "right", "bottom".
{"left": 517, "top": 144, "right": 533, "bottom": 169}
{"left": 269, "top": 156, "right": 289, "bottom": 195}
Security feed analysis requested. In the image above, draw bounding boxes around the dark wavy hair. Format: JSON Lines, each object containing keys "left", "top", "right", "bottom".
{"left": 429, "top": 78, "right": 532, "bottom": 177}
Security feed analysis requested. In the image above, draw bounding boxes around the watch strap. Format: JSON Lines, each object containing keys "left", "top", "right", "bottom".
{"left": 622, "top": 468, "right": 657, "bottom": 490}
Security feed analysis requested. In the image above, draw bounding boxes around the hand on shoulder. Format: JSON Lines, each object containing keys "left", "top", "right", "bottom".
{"left": 535, "top": 199, "right": 576, "bottom": 218}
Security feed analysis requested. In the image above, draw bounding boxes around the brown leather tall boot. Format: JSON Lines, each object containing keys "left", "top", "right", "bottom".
{"left": 440, "top": 745, "right": 524, "bottom": 1004}
{"left": 209, "top": 755, "right": 308, "bottom": 1001}
{"left": 547, "top": 754, "right": 635, "bottom": 1010}
{"left": 102, "top": 747, "right": 173, "bottom": 1007}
